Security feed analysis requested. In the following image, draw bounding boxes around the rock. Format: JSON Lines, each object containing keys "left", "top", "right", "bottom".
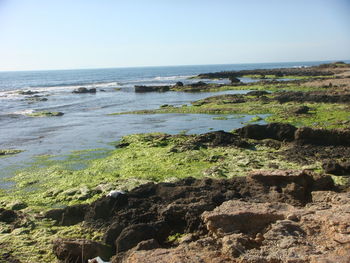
{"left": 236, "top": 123, "right": 297, "bottom": 142}
{"left": 247, "top": 90, "right": 269, "bottom": 96}
{"left": 25, "top": 95, "right": 48, "bottom": 102}
{"left": 115, "top": 222, "right": 170, "bottom": 253}
{"left": 322, "top": 160, "right": 350, "bottom": 175}
{"left": 246, "top": 170, "right": 335, "bottom": 205}
{"left": 175, "top": 81, "right": 183, "bottom": 86}
{"left": 0, "top": 149, "right": 23, "bottom": 156}
{"left": 274, "top": 91, "right": 350, "bottom": 104}
{"left": 18, "top": 90, "right": 39, "bottom": 95}
{"left": 295, "top": 127, "right": 350, "bottom": 146}
{"left": 133, "top": 239, "right": 160, "bottom": 251}
{"left": 134, "top": 85, "right": 170, "bottom": 93}
{"left": 85, "top": 194, "right": 128, "bottom": 221}
{"left": 293, "top": 105, "right": 310, "bottom": 114}
{"left": 8, "top": 201, "right": 27, "bottom": 211}
{"left": 103, "top": 222, "right": 125, "bottom": 247}
{"left": 221, "top": 233, "right": 258, "bottom": 258}
{"left": 72, "top": 87, "right": 97, "bottom": 94}
{"left": 27, "top": 111, "right": 64, "bottom": 117}
{"left": 44, "top": 208, "right": 65, "bottom": 222}
{"left": 171, "top": 131, "right": 251, "bottom": 152}
{"left": 53, "top": 238, "right": 112, "bottom": 263}
{"left": 229, "top": 76, "right": 241, "bottom": 83}
{"left": 194, "top": 130, "right": 251, "bottom": 148}
{"left": 202, "top": 200, "right": 288, "bottom": 237}
{"left": 60, "top": 204, "right": 88, "bottom": 226}
{"left": 53, "top": 173, "right": 343, "bottom": 263}
{"left": 190, "top": 81, "right": 207, "bottom": 87}
{"left": 0, "top": 208, "right": 18, "bottom": 223}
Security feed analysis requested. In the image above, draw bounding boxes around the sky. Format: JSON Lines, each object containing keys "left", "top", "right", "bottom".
{"left": 0, "top": 0, "right": 349, "bottom": 71}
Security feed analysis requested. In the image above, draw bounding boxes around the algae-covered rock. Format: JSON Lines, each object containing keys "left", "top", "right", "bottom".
{"left": 27, "top": 111, "right": 64, "bottom": 117}
{"left": 72, "top": 87, "right": 96, "bottom": 93}
{"left": 0, "top": 149, "right": 23, "bottom": 156}
{"left": 8, "top": 201, "right": 27, "bottom": 211}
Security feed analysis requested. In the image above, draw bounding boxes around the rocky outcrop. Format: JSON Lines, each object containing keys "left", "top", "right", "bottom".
{"left": 53, "top": 239, "right": 112, "bottom": 263}
{"left": 322, "top": 160, "right": 350, "bottom": 175}
{"left": 0, "top": 208, "right": 18, "bottom": 223}
{"left": 295, "top": 127, "right": 350, "bottom": 146}
{"left": 134, "top": 85, "right": 170, "bottom": 93}
{"left": 236, "top": 123, "right": 297, "bottom": 142}
{"left": 246, "top": 90, "right": 269, "bottom": 97}
{"left": 121, "top": 190, "right": 350, "bottom": 263}
{"left": 293, "top": 105, "right": 310, "bottom": 114}
{"left": 51, "top": 170, "right": 338, "bottom": 263}
{"left": 72, "top": 87, "right": 97, "bottom": 94}
{"left": 229, "top": 76, "right": 241, "bottom": 83}
{"left": 274, "top": 91, "right": 350, "bottom": 104}
{"left": 170, "top": 130, "right": 251, "bottom": 152}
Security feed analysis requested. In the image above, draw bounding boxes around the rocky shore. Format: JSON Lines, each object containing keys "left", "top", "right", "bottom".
{"left": 1, "top": 62, "right": 350, "bottom": 262}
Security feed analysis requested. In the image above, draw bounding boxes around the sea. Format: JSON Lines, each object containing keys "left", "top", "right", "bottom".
{"left": 0, "top": 61, "right": 342, "bottom": 184}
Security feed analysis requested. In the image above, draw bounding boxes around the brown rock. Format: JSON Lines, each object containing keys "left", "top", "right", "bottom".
{"left": 53, "top": 238, "right": 112, "bottom": 263}
{"left": 202, "top": 200, "right": 289, "bottom": 237}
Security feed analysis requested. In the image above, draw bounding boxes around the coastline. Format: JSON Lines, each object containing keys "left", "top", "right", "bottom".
{"left": 1, "top": 61, "right": 350, "bottom": 262}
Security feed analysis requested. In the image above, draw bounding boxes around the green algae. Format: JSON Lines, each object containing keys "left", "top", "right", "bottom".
{"left": 0, "top": 133, "right": 315, "bottom": 213}
{"left": 0, "top": 219, "right": 103, "bottom": 263}
{"left": 218, "top": 83, "right": 327, "bottom": 92}
{"left": 242, "top": 74, "right": 334, "bottom": 80}
{"left": 111, "top": 99, "right": 349, "bottom": 129}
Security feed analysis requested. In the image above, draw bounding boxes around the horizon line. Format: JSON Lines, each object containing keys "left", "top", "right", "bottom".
{"left": 1, "top": 58, "right": 349, "bottom": 73}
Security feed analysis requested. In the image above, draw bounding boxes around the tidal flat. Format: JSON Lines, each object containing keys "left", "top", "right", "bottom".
{"left": 1, "top": 62, "right": 350, "bottom": 263}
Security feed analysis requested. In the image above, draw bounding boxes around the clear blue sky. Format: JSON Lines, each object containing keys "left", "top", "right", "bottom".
{"left": 0, "top": 0, "right": 349, "bottom": 71}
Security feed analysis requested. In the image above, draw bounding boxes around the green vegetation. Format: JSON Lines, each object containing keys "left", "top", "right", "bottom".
{"left": 0, "top": 220, "right": 103, "bottom": 263}
{"left": 212, "top": 116, "right": 229, "bottom": 120}
{"left": 0, "top": 133, "right": 316, "bottom": 213}
{"left": 242, "top": 74, "right": 334, "bottom": 80}
{"left": 111, "top": 98, "right": 349, "bottom": 129}
{"left": 167, "top": 232, "right": 185, "bottom": 243}
{"left": 27, "top": 111, "right": 64, "bottom": 117}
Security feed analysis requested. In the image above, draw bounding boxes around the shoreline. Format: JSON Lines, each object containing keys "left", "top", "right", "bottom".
{"left": 1, "top": 61, "right": 350, "bottom": 262}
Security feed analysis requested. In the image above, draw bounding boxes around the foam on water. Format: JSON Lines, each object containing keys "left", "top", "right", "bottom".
{"left": 153, "top": 75, "right": 194, "bottom": 81}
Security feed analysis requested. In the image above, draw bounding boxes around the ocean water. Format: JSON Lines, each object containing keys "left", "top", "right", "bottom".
{"left": 0, "top": 61, "right": 337, "bottom": 183}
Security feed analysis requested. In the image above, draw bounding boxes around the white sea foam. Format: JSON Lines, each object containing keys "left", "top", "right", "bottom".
{"left": 153, "top": 75, "right": 194, "bottom": 81}
{"left": 10, "top": 109, "right": 35, "bottom": 115}
{"left": 0, "top": 81, "right": 122, "bottom": 100}
{"left": 29, "top": 81, "right": 122, "bottom": 92}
